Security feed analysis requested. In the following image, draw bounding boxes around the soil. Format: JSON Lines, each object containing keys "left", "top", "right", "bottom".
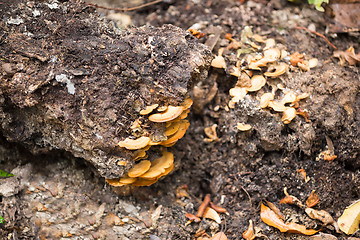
{"left": 1, "top": 0, "right": 360, "bottom": 239}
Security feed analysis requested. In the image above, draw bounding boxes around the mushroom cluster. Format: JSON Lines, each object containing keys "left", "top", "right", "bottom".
{"left": 106, "top": 99, "right": 192, "bottom": 187}
{"left": 210, "top": 27, "right": 315, "bottom": 125}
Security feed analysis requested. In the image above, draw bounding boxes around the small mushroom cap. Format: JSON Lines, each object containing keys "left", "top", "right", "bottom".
{"left": 229, "top": 87, "right": 247, "bottom": 99}
{"left": 160, "top": 120, "right": 190, "bottom": 145}
{"left": 229, "top": 66, "right": 241, "bottom": 77}
{"left": 118, "top": 136, "right": 151, "bottom": 150}
{"left": 264, "top": 63, "right": 288, "bottom": 77}
{"left": 179, "top": 109, "right": 190, "bottom": 120}
{"left": 140, "top": 104, "right": 159, "bottom": 115}
{"left": 211, "top": 55, "right": 227, "bottom": 69}
{"left": 282, "top": 107, "right": 297, "bottom": 124}
{"left": 133, "top": 145, "right": 151, "bottom": 160}
{"left": 106, "top": 178, "right": 127, "bottom": 187}
{"left": 119, "top": 175, "right": 137, "bottom": 184}
{"left": 165, "top": 121, "right": 181, "bottom": 136}
{"left": 308, "top": 58, "right": 318, "bottom": 69}
{"left": 157, "top": 163, "right": 175, "bottom": 179}
{"left": 264, "top": 38, "right": 276, "bottom": 49}
{"left": 268, "top": 101, "right": 287, "bottom": 112}
{"left": 140, "top": 151, "right": 174, "bottom": 179}
{"left": 246, "top": 75, "right": 266, "bottom": 92}
{"left": 182, "top": 98, "right": 193, "bottom": 110}
{"left": 263, "top": 48, "right": 281, "bottom": 62}
{"left": 157, "top": 105, "right": 168, "bottom": 112}
{"left": 128, "top": 160, "right": 151, "bottom": 178}
{"left": 281, "top": 92, "right": 297, "bottom": 104}
{"left": 132, "top": 178, "right": 158, "bottom": 186}
{"left": 237, "top": 122, "right": 252, "bottom": 131}
{"left": 260, "top": 92, "right": 274, "bottom": 108}
{"left": 149, "top": 106, "right": 184, "bottom": 123}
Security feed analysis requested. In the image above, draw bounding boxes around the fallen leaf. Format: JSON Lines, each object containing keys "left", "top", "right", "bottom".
{"left": 203, "top": 207, "right": 221, "bottom": 224}
{"left": 306, "top": 191, "right": 320, "bottom": 208}
{"left": 243, "top": 220, "right": 255, "bottom": 240}
{"left": 260, "top": 202, "right": 319, "bottom": 235}
{"left": 209, "top": 232, "right": 228, "bottom": 240}
{"left": 337, "top": 200, "right": 360, "bottom": 234}
{"left": 265, "top": 200, "right": 284, "bottom": 220}
{"left": 197, "top": 194, "right": 211, "bottom": 217}
{"left": 305, "top": 208, "right": 334, "bottom": 225}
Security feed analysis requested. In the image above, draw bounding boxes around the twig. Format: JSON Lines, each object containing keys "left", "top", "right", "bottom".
{"left": 294, "top": 26, "right": 337, "bottom": 50}
{"left": 196, "top": 194, "right": 211, "bottom": 217}
{"left": 86, "top": 0, "right": 163, "bottom": 12}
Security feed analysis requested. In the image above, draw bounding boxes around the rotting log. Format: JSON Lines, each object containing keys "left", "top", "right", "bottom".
{"left": 0, "top": 0, "right": 212, "bottom": 178}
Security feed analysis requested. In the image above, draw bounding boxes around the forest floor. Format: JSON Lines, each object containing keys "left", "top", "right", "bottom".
{"left": 1, "top": 0, "right": 360, "bottom": 239}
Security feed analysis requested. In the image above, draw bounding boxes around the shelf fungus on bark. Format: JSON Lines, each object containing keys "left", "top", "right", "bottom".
{"left": 108, "top": 98, "right": 193, "bottom": 187}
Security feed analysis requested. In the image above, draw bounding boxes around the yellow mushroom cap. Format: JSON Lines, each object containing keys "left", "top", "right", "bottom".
{"left": 179, "top": 109, "right": 190, "bottom": 120}
{"left": 118, "top": 136, "right": 151, "bottom": 150}
{"left": 133, "top": 145, "right": 151, "bottom": 161}
{"left": 149, "top": 106, "right": 184, "bottom": 123}
{"left": 106, "top": 178, "right": 127, "bottom": 187}
{"left": 237, "top": 122, "right": 252, "bottom": 131}
{"left": 268, "top": 101, "right": 287, "bottom": 112}
{"left": 157, "top": 163, "right": 175, "bottom": 179}
{"left": 246, "top": 75, "right": 266, "bottom": 92}
{"left": 106, "top": 175, "right": 136, "bottom": 186}
{"left": 140, "top": 151, "right": 174, "bottom": 179}
{"left": 131, "top": 178, "right": 158, "bottom": 187}
{"left": 160, "top": 120, "right": 190, "bottom": 145}
{"left": 229, "top": 87, "right": 248, "bottom": 99}
{"left": 128, "top": 160, "right": 151, "bottom": 178}
{"left": 282, "top": 107, "right": 297, "bottom": 124}
{"left": 140, "top": 104, "right": 159, "bottom": 115}
{"left": 165, "top": 121, "right": 181, "bottom": 136}
{"left": 264, "top": 63, "right": 288, "bottom": 77}
{"left": 260, "top": 92, "right": 274, "bottom": 108}
{"left": 182, "top": 98, "right": 193, "bottom": 110}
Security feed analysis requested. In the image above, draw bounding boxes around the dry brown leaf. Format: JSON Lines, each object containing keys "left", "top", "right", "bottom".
{"left": 305, "top": 208, "right": 334, "bottom": 225}
{"left": 260, "top": 202, "right": 319, "bottom": 235}
{"left": 306, "top": 190, "right": 320, "bottom": 208}
{"left": 243, "top": 220, "right": 255, "bottom": 240}
{"left": 203, "top": 207, "right": 222, "bottom": 224}
{"left": 209, "top": 232, "right": 228, "bottom": 240}
{"left": 265, "top": 200, "right": 284, "bottom": 220}
{"left": 338, "top": 200, "right": 360, "bottom": 234}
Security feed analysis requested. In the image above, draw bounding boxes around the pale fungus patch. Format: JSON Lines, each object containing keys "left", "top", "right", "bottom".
{"left": 264, "top": 38, "right": 276, "bottom": 49}
{"left": 281, "top": 92, "right": 297, "bottom": 104}
{"left": 263, "top": 48, "right": 281, "bottom": 63}
{"left": 211, "top": 48, "right": 226, "bottom": 69}
{"left": 237, "top": 123, "right": 252, "bottom": 131}
{"left": 246, "top": 75, "right": 266, "bottom": 92}
{"left": 268, "top": 101, "right": 287, "bottom": 112}
{"left": 140, "top": 151, "right": 174, "bottom": 179}
{"left": 118, "top": 136, "right": 151, "bottom": 150}
{"left": 308, "top": 58, "right": 318, "bottom": 69}
{"left": 260, "top": 93, "right": 274, "bottom": 108}
{"left": 128, "top": 160, "right": 151, "bottom": 178}
{"left": 282, "top": 107, "right": 297, "bottom": 124}
{"left": 264, "top": 63, "right": 288, "bottom": 77}
{"left": 149, "top": 106, "right": 184, "bottom": 122}
{"left": 140, "top": 104, "right": 159, "bottom": 115}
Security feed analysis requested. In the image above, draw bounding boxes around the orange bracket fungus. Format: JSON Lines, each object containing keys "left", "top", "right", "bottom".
{"left": 118, "top": 136, "right": 151, "bottom": 150}
{"left": 149, "top": 106, "right": 184, "bottom": 122}
{"left": 127, "top": 160, "right": 151, "bottom": 178}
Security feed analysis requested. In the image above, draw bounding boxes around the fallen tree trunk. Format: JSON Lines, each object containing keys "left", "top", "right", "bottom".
{"left": 0, "top": 0, "right": 211, "bottom": 178}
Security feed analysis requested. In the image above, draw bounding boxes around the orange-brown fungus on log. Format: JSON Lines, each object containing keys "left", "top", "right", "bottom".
{"left": 196, "top": 194, "right": 211, "bottom": 218}
{"left": 149, "top": 106, "right": 184, "bottom": 122}
{"left": 290, "top": 52, "right": 304, "bottom": 66}
{"left": 118, "top": 136, "right": 151, "bottom": 150}
{"left": 139, "top": 151, "right": 174, "bottom": 179}
{"left": 127, "top": 160, "right": 151, "bottom": 178}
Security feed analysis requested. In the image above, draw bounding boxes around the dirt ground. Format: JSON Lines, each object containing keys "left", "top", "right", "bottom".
{"left": 1, "top": 0, "right": 360, "bottom": 239}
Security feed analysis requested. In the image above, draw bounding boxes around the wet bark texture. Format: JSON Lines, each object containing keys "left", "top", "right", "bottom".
{"left": 0, "top": 0, "right": 212, "bottom": 178}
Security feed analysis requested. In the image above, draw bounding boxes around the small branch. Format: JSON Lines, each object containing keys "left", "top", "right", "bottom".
{"left": 294, "top": 26, "right": 337, "bottom": 50}
{"left": 86, "top": 0, "right": 163, "bottom": 12}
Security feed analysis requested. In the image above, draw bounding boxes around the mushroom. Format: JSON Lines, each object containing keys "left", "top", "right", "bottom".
{"left": 246, "top": 75, "right": 266, "bottom": 92}
{"left": 264, "top": 63, "right": 288, "bottom": 77}
{"left": 263, "top": 48, "right": 281, "bottom": 63}
{"left": 260, "top": 92, "right": 274, "bottom": 108}
{"left": 157, "top": 163, "right": 174, "bottom": 179}
{"left": 165, "top": 121, "right": 181, "bottom": 136}
{"left": 308, "top": 58, "right": 318, "bottom": 69}
{"left": 128, "top": 160, "right": 151, "bottom": 178}
{"left": 282, "top": 107, "right": 297, "bottom": 124}
{"left": 211, "top": 48, "right": 226, "bottom": 69}
{"left": 268, "top": 101, "right": 287, "bottom": 112}
{"left": 281, "top": 92, "right": 297, "bottom": 104}
{"left": 160, "top": 120, "right": 190, "bottom": 145}
{"left": 264, "top": 38, "right": 276, "bottom": 49}
{"left": 182, "top": 98, "right": 193, "bottom": 110}
{"left": 157, "top": 105, "right": 168, "bottom": 112}
{"left": 140, "top": 104, "right": 159, "bottom": 115}
{"left": 132, "top": 178, "right": 158, "bottom": 187}
{"left": 237, "top": 122, "right": 252, "bottom": 131}
{"left": 149, "top": 106, "right": 184, "bottom": 123}
{"left": 133, "top": 145, "right": 151, "bottom": 161}
{"left": 118, "top": 136, "right": 151, "bottom": 150}
{"left": 140, "top": 151, "right": 174, "bottom": 179}
{"left": 179, "top": 109, "right": 190, "bottom": 120}
{"left": 106, "top": 175, "right": 136, "bottom": 186}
